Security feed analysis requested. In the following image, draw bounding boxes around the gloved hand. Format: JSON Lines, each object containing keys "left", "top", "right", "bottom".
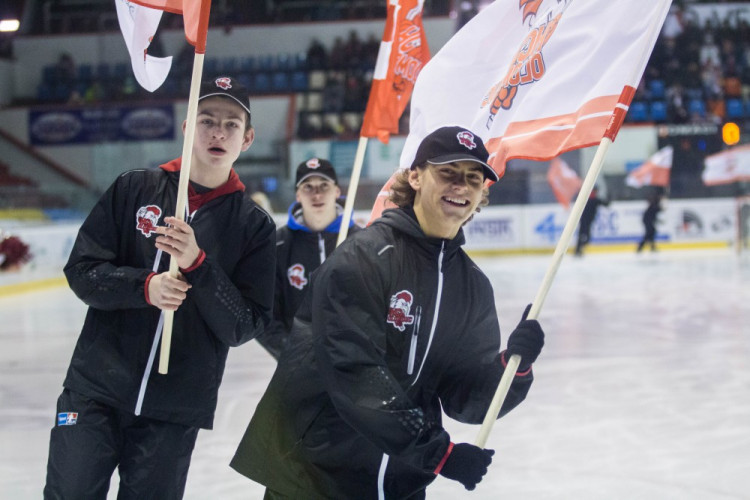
{"left": 506, "top": 304, "right": 545, "bottom": 372}
{"left": 438, "top": 443, "right": 494, "bottom": 490}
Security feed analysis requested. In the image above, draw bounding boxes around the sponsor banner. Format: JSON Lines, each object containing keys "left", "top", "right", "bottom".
{"left": 29, "top": 105, "right": 175, "bottom": 145}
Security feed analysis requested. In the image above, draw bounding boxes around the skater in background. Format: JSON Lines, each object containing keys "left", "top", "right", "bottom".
{"left": 575, "top": 186, "right": 609, "bottom": 256}
{"left": 637, "top": 190, "right": 664, "bottom": 252}
{"left": 231, "top": 126, "right": 545, "bottom": 498}
{"left": 256, "top": 157, "right": 360, "bottom": 359}
{"left": 44, "top": 77, "right": 276, "bottom": 499}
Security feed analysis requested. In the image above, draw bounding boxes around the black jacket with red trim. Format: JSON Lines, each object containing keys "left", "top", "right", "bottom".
{"left": 62, "top": 158, "right": 276, "bottom": 429}
{"left": 231, "top": 207, "right": 533, "bottom": 499}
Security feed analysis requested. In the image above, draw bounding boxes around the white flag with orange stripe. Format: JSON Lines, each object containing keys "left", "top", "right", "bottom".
{"left": 401, "top": 0, "right": 670, "bottom": 179}
{"left": 626, "top": 145, "right": 673, "bottom": 188}
{"left": 547, "top": 156, "right": 582, "bottom": 208}
{"left": 702, "top": 144, "right": 750, "bottom": 186}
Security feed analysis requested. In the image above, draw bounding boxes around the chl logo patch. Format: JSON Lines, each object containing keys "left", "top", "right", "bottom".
{"left": 306, "top": 158, "right": 321, "bottom": 169}
{"left": 215, "top": 76, "right": 232, "bottom": 89}
{"left": 287, "top": 264, "right": 308, "bottom": 290}
{"left": 136, "top": 205, "right": 162, "bottom": 237}
{"left": 57, "top": 412, "right": 78, "bottom": 426}
{"left": 387, "top": 290, "right": 415, "bottom": 332}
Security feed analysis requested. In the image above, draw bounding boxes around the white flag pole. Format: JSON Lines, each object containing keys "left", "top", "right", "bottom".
{"left": 336, "top": 136, "right": 369, "bottom": 246}
{"left": 159, "top": 51, "right": 205, "bottom": 374}
{"left": 474, "top": 0, "right": 672, "bottom": 447}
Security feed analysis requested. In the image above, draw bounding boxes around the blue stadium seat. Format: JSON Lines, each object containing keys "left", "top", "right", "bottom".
{"left": 649, "top": 100, "right": 667, "bottom": 122}
{"left": 290, "top": 71, "right": 308, "bottom": 92}
{"left": 272, "top": 71, "right": 290, "bottom": 92}
{"left": 254, "top": 73, "right": 271, "bottom": 93}
{"left": 240, "top": 56, "right": 256, "bottom": 73}
{"left": 726, "top": 98, "right": 745, "bottom": 119}
{"left": 627, "top": 101, "right": 648, "bottom": 122}
{"left": 688, "top": 99, "right": 706, "bottom": 117}
{"left": 220, "top": 57, "right": 238, "bottom": 74}
{"left": 648, "top": 79, "right": 665, "bottom": 99}
{"left": 204, "top": 58, "right": 219, "bottom": 76}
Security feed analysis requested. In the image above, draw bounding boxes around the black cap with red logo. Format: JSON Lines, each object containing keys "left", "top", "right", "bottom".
{"left": 295, "top": 158, "right": 339, "bottom": 187}
{"left": 199, "top": 76, "right": 252, "bottom": 125}
{"left": 410, "top": 126, "right": 499, "bottom": 182}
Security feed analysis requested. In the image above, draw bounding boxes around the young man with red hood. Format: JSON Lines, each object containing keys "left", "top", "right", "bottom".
{"left": 44, "top": 76, "right": 276, "bottom": 499}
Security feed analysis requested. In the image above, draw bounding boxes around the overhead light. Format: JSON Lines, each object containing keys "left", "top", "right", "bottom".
{"left": 0, "top": 19, "right": 20, "bottom": 32}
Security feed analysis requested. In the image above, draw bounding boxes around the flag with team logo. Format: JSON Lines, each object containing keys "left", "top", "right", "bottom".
{"left": 626, "top": 145, "right": 673, "bottom": 188}
{"left": 360, "top": 0, "right": 430, "bottom": 144}
{"left": 115, "top": 0, "right": 211, "bottom": 91}
{"left": 547, "top": 156, "right": 582, "bottom": 208}
{"left": 368, "top": 0, "right": 670, "bottom": 223}
{"left": 702, "top": 144, "right": 750, "bottom": 186}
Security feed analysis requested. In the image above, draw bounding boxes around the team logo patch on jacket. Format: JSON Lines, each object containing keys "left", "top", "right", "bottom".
{"left": 387, "top": 290, "right": 415, "bottom": 331}
{"left": 135, "top": 205, "right": 162, "bottom": 237}
{"left": 287, "top": 264, "right": 308, "bottom": 290}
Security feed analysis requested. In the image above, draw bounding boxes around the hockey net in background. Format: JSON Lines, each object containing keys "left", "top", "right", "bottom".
{"left": 737, "top": 196, "right": 750, "bottom": 255}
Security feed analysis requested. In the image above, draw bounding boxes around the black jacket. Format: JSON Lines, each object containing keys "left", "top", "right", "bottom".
{"left": 256, "top": 199, "right": 360, "bottom": 358}
{"left": 62, "top": 158, "right": 276, "bottom": 429}
{"left": 231, "top": 207, "right": 533, "bottom": 499}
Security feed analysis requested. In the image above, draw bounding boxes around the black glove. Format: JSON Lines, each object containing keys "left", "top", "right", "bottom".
{"left": 506, "top": 304, "right": 545, "bottom": 372}
{"left": 438, "top": 443, "right": 494, "bottom": 491}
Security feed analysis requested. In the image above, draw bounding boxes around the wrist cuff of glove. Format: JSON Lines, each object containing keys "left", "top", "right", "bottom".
{"left": 433, "top": 442, "right": 454, "bottom": 475}
{"left": 180, "top": 249, "right": 206, "bottom": 273}
{"left": 501, "top": 351, "right": 532, "bottom": 376}
{"left": 144, "top": 272, "right": 156, "bottom": 305}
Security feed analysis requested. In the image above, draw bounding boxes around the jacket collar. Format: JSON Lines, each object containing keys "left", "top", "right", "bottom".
{"left": 376, "top": 207, "right": 466, "bottom": 255}
{"left": 160, "top": 158, "right": 245, "bottom": 212}
{"left": 286, "top": 198, "right": 355, "bottom": 234}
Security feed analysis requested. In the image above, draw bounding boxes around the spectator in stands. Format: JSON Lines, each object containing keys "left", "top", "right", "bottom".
{"left": 306, "top": 38, "right": 328, "bottom": 70}
{"left": 54, "top": 52, "right": 76, "bottom": 84}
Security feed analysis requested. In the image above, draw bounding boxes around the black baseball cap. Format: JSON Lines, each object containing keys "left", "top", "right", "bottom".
{"left": 199, "top": 76, "right": 252, "bottom": 124}
{"left": 295, "top": 158, "right": 338, "bottom": 187}
{"left": 411, "top": 126, "right": 499, "bottom": 182}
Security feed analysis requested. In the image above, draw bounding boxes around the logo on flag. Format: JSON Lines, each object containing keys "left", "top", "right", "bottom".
{"left": 57, "top": 412, "right": 79, "bottom": 426}
{"left": 360, "top": 0, "right": 430, "bottom": 143}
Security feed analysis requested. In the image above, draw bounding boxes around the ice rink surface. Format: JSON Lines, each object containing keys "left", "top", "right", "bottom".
{"left": 1, "top": 248, "right": 749, "bottom": 499}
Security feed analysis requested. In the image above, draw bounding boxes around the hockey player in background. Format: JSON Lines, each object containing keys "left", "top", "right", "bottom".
{"left": 44, "top": 77, "right": 276, "bottom": 499}
{"left": 256, "top": 157, "right": 361, "bottom": 359}
{"left": 231, "top": 126, "right": 545, "bottom": 499}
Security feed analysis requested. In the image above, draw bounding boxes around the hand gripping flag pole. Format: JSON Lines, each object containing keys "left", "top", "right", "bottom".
{"left": 336, "top": 0, "right": 430, "bottom": 247}
{"left": 158, "top": 0, "right": 212, "bottom": 375}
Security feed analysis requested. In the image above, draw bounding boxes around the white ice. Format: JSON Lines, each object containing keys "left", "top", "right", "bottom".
{"left": 1, "top": 249, "right": 749, "bottom": 499}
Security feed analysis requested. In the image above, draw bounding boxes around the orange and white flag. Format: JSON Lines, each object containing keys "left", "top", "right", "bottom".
{"left": 626, "top": 145, "right": 673, "bottom": 188}
{"left": 547, "top": 156, "right": 582, "bottom": 208}
{"left": 400, "top": 0, "right": 671, "bottom": 180}
{"left": 115, "top": 0, "right": 211, "bottom": 92}
{"left": 702, "top": 144, "right": 750, "bottom": 186}
{"left": 360, "top": 0, "right": 430, "bottom": 144}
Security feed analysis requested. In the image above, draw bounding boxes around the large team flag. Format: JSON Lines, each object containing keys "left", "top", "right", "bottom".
{"left": 626, "top": 145, "right": 673, "bottom": 188}
{"left": 360, "top": 0, "right": 430, "bottom": 144}
{"left": 702, "top": 144, "right": 750, "bottom": 186}
{"left": 115, "top": 0, "right": 211, "bottom": 91}
{"left": 547, "top": 156, "right": 582, "bottom": 208}
{"left": 368, "top": 0, "right": 670, "bottom": 222}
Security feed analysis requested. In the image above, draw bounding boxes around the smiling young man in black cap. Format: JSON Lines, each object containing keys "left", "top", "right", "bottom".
{"left": 44, "top": 76, "right": 276, "bottom": 499}
{"left": 257, "top": 157, "right": 360, "bottom": 359}
{"left": 231, "top": 125, "right": 545, "bottom": 499}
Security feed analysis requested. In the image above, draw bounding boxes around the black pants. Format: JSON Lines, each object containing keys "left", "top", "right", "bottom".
{"left": 44, "top": 389, "right": 199, "bottom": 500}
